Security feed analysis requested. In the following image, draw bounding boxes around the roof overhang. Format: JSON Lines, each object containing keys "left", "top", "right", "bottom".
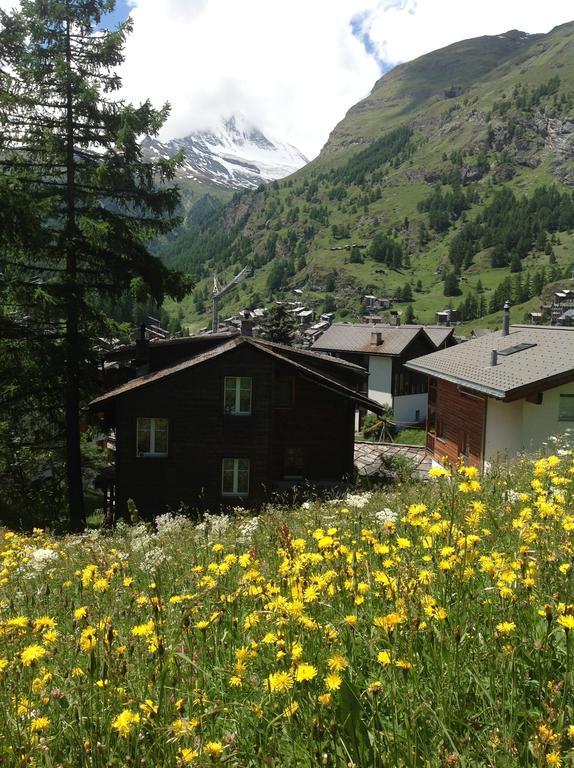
{"left": 406, "top": 360, "right": 574, "bottom": 402}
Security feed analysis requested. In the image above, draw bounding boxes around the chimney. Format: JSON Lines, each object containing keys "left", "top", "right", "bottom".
{"left": 490, "top": 349, "right": 498, "bottom": 366}
{"left": 370, "top": 331, "right": 382, "bottom": 346}
{"left": 135, "top": 323, "right": 150, "bottom": 368}
{"left": 240, "top": 310, "right": 253, "bottom": 337}
{"left": 502, "top": 301, "right": 510, "bottom": 337}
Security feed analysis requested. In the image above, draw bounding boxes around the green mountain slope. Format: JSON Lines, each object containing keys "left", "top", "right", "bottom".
{"left": 158, "top": 22, "right": 574, "bottom": 332}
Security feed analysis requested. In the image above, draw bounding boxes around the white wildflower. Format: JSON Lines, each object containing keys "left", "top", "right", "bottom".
{"left": 140, "top": 546, "right": 170, "bottom": 574}
{"left": 374, "top": 508, "right": 397, "bottom": 524}
{"left": 237, "top": 517, "right": 259, "bottom": 544}
{"left": 344, "top": 491, "right": 372, "bottom": 509}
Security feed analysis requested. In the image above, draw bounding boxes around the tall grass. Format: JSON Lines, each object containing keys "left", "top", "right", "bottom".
{"left": 1, "top": 448, "right": 574, "bottom": 766}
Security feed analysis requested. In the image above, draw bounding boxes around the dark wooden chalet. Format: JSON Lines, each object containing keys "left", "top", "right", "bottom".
{"left": 91, "top": 331, "right": 383, "bottom": 518}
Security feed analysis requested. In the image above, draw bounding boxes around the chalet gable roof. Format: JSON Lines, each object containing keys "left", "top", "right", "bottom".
{"left": 90, "top": 336, "right": 384, "bottom": 413}
{"left": 405, "top": 325, "right": 574, "bottom": 400}
{"left": 311, "top": 323, "right": 453, "bottom": 356}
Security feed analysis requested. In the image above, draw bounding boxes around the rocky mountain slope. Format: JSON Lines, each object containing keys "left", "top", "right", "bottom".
{"left": 142, "top": 115, "right": 308, "bottom": 191}
{"left": 156, "top": 22, "right": 574, "bottom": 332}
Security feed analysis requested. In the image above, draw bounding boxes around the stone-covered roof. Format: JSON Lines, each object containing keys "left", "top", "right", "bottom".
{"left": 311, "top": 324, "right": 453, "bottom": 356}
{"left": 405, "top": 325, "right": 574, "bottom": 400}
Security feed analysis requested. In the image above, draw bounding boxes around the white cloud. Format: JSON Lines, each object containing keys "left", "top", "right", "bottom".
{"left": 2, "top": 0, "right": 573, "bottom": 157}
{"left": 119, "top": 0, "right": 573, "bottom": 157}
{"left": 359, "top": 0, "right": 573, "bottom": 68}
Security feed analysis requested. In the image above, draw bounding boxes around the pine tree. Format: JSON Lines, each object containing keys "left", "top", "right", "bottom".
{"left": 258, "top": 304, "right": 298, "bottom": 346}
{"left": 0, "top": 1, "right": 190, "bottom": 529}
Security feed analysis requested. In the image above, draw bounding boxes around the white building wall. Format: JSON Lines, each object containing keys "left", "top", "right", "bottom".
{"left": 367, "top": 356, "right": 393, "bottom": 407}
{"left": 484, "top": 382, "right": 574, "bottom": 464}
{"left": 484, "top": 398, "right": 523, "bottom": 465}
{"left": 522, "top": 382, "right": 574, "bottom": 450}
{"left": 393, "top": 393, "right": 428, "bottom": 427}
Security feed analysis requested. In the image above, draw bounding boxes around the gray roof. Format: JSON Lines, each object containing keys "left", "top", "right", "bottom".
{"left": 311, "top": 323, "right": 453, "bottom": 356}
{"left": 405, "top": 325, "right": 574, "bottom": 399}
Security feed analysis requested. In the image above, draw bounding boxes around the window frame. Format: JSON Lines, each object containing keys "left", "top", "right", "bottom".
{"left": 221, "top": 458, "right": 250, "bottom": 497}
{"left": 136, "top": 417, "right": 168, "bottom": 458}
{"left": 224, "top": 376, "right": 252, "bottom": 416}
{"left": 559, "top": 394, "right": 574, "bottom": 422}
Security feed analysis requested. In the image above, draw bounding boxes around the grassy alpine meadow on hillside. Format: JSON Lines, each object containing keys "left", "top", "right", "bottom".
{"left": 3, "top": 447, "right": 574, "bottom": 766}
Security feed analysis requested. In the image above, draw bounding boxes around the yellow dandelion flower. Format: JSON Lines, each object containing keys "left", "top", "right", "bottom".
{"left": 131, "top": 619, "right": 155, "bottom": 637}
{"left": 74, "top": 606, "right": 88, "bottom": 620}
{"left": 203, "top": 741, "right": 224, "bottom": 759}
{"left": 0, "top": 658, "right": 8, "bottom": 673}
{"left": 79, "top": 626, "right": 97, "bottom": 653}
{"left": 546, "top": 752, "right": 562, "bottom": 767}
{"left": 318, "top": 692, "right": 333, "bottom": 706}
{"left": 283, "top": 701, "right": 299, "bottom": 717}
{"left": 29, "top": 716, "right": 50, "bottom": 733}
{"left": 295, "top": 663, "right": 317, "bottom": 682}
{"left": 496, "top": 622, "right": 516, "bottom": 635}
{"left": 20, "top": 644, "right": 47, "bottom": 666}
{"left": 377, "top": 650, "right": 392, "bottom": 666}
{"left": 112, "top": 709, "right": 140, "bottom": 736}
{"left": 343, "top": 614, "right": 358, "bottom": 627}
{"left": 395, "top": 659, "right": 413, "bottom": 670}
{"left": 268, "top": 670, "right": 295, "bottom": 693}
{"left": 33, "top": 616, "right": 56, "bottom": 633}
{"left": 327, "top": 653, "right": 348, "bottom": 672}
{"left": 178, "top": 747, "right": 199, "bottom": 765}
{"left": 558, "top": 615, "right": 574, "bottom": 631}
{"left": 325, "top": 672, "right": 342, "bottom": 691}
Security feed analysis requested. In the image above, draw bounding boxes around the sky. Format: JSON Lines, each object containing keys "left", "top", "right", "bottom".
{"left": 1, "top": 0, "right": 573, "bottom": 158}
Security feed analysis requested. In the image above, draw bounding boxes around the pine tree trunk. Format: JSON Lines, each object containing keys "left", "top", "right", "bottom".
{"left": 64, "top": 14, "right": 85, "bottom": 531}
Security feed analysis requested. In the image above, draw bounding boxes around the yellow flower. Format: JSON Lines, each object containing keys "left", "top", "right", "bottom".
{"left": 546, "top": 752, "right": 562, "bottom": 767}
{"left": 93, "top": 577, "right": 109, "bottom": 593}
{"left": 20, "top": 644, "right": 47, "bottom": 666}
{"left": 178, "top": 747, "right": 199, "bottom": 765}
{"left": 295, "top": 663, "right": 317, "bottom": 682}
{"left": 318, "top": 692, "right": 332, "bottom": 706}
{"left": 496, "top": 622, "right": 516, "bottom": 635}
{"left": 325, "top": 672, "right": 342, "bottom": 691}
{"left": 268, "top": 670, "right": 295, "bottom": 693}
{"left": 29, "top": 716, "right": 50, "bottom": 733}
{"left": 395, "top": 659, "right": 413, "bottom": 670}
{"left": 283, "top": 701, "right": 299, "bottom": 717}
{"left": 557, "top": 615, "right": 574, "bottom": 631}
{"left": 0, "top": 658, "right": 8, "bottom": 673}
{"left": 203, "top": 741, "right": 224, "bottom": 759}
{"left": 74, "top": 606, "right": 88, "bottom": 620}
{"left": 80, "top": 626, "right": 97, "bottom": 652}
{"left": 377, "top": 650, "right": 391, "bottom": 666}
{"left": 343, "top": 614, "right": 358, "bottom": 627}
{"left": 428, "top": 466, "right": 450, "bottom": 479}
{"left": 112, "top": 709, "right": 140, "bottom": 736}
{"left": 33, "top": 616, "right": 56, "bottom": 632}
{"left": 131, "top": 619, "right": 155, "bottom": 637}
{"left": 327, "top": 653, "right": 348, "bottom": 672}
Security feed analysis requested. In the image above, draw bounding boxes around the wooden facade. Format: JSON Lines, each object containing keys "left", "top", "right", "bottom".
{"left": 93, "top": 339, "right": 371, "bottom": 518}
{"left": 426, "top": 378, "right": 485, "bottom": 468}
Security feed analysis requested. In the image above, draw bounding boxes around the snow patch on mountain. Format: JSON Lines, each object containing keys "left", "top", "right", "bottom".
{"left": 141, "top": 115, "right": 308, "bottom": 190}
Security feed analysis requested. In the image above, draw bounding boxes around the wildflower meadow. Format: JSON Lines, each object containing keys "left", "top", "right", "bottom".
{"left": 2, "top": 451, "right": 574, "bottom": 766}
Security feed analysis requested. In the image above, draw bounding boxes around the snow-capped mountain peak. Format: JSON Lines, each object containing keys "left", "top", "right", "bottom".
{"left": 141, "top": 115, "right": 308, "bottom": 190}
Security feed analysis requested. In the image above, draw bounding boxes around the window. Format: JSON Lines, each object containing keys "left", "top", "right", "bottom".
{"left": 284, "top": 447, "right": 305, "bottom": 478}
{"left": 559, "top": 394, "right": 574, "bottom": 421}
{"left": 136, "top": 417, "right": 168, "bottom": 457}
{"left": 274, "top": 377, "right": 294, "bottom": 408}
{"left": 222, "top": 458, "right": 250, "bottom": 496}
{"left": 224, "top": 377, "right": 252, "bottom": 415}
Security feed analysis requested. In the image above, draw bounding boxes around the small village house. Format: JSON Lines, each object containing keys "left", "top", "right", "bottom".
{"left": 91, "top": 327, "right": 383, "bottom": 518}
{"left": 405, "top": 305, "right": 574, "bottom": 469}
{"left": 311, "top": 323, "right": 455, "bottom": 427}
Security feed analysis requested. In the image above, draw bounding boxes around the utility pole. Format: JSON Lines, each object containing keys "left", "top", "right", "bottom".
{"left": 212, "top": 266, "right": 252, "bottom": 332}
